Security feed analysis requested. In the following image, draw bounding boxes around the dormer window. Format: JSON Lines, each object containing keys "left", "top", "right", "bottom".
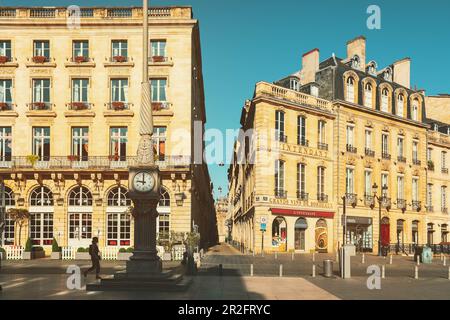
{"left": 290, "top": 78, "right": 299, "bottom": 91}
{"left": 397, "top": 93, "right": 405, "bottom": 117}
{"left": 381, "top": 88, "right": 389, "bottom": 112}
{"left": 310, "top": 85, "right": 319, "bottom": 97}
{"left": 383, "top": 68, "right": 392, "bottom": 81}
{"left": 411, "top": 98, "right": 419, "bottom": 121}
{"left": 351, "top": 55, "right": 360, "bottom": 69}
{"left": 364, "top": 83, "right": 373, "bottom": 108}
{"left": 434, "top": 124, "right": 439, "bottom": 131}
{"left": 346, "top": 77, "right": 355, "bottom": 103}
{"left": 367, "top": 61, "right": 377, "bottom": 75}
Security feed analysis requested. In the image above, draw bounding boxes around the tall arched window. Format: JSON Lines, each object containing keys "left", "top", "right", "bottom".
{"left": 412, "top": 98, "right": 419, "bottom": 121}
{"left": 68, "top": 186, "right": 92, "bottom": 247}
{"left": 346, "top": 77, "right": 355, "bottom": 103}
{"left": 3, "top": 186, "right": 15, "bottom": 244}
{"left": 29, "top": 186, "right": 54, "bottom": 245}
{"left": 157, "top": 187, "right": 171, "bottom": 240}
{"left": 381, "top": 88, "right": 389, "bottom": 112}
{"left": 364, "top": 82, "right": 373, "bottom": 108}
{"left": 106, "top": 186, "right": 131, "bottom": 246}
{"left": 397, "top": 93, "right": 405, "bottom": 117}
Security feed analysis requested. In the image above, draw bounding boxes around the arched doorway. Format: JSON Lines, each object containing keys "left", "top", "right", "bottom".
{"left": 29, "top": 186, "right": 54, "bottom": 246}
{"left": 272, "top": 216, "right": 287, "bottom": 251}
{"left": 157, "top": 187, "right": 171, "bottom": 241}
{"left": 68, "top": 186, "right": 93, "bottom": 248}
{"left": 294, "top": 218, "right": 307, "bottom": 251}
{"left": 315, "top": 219, "right": 328, "bottom": 252}
{"left": 106, "top": 186, "right": 131, "bottom": 247}
{"left": 380, "top": 217, "right": 390, "bottom": 247}
{"left": 396, "top": 219, "right": 405, "bottom": 253}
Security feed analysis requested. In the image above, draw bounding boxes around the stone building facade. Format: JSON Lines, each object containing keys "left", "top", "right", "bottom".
{"left": 0, "top": 6, "right": 216, "bottom": 252}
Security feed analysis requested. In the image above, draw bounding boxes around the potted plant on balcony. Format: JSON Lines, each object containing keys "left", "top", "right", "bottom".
{"left": 74, "top": 55, "right": 87, "bottom": 63}
{"left": 0, "top": 56, "right": 9, "bottom": 64}
{"left": 71, "top": 102, "right": 87, "bottom": 111}
{"left": 0, "top": 102, "right": 9, "bottom": 111}
{"left": 26, "top": 154, "right": 39, "bottom": 166}
{"left": 427, "top": 160, "right": 435, "bottom": 171}
{"left": 75, "top": 247, "right": 91, "bottom": 260}
{"left": 152, "top": 55, "right": 165, "bottom": 63}
{"left": 32, "top": 102, "right": 47, "bottom": 110}
{"left": 32, "top": 55, "right": 47, "bottom": 63}
{"left": 112, "top": 55, "right": 127, "bottom": 63}
{"left": 111, "top": 101, "right": 125, "bottom": 110}
{"left": 51, "top": 238, "right": 61, "bottom": 260}
{"left": 151, "top": 102, "right": 163, "bottom": 111}
{"left": 67, "top": 155, "right": 79, "bottom": 162}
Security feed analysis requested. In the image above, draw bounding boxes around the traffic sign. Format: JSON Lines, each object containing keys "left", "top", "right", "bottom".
{"left": 260, "top": 216, "right": 268, "bottom": 224}
{"left": 260, "top": 223, "right": 267, "bottom": 231}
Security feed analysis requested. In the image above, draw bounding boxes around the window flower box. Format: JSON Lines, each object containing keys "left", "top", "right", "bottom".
{"left": 152, "top": 55, "right": 166, "bottom": 63}
{"left": 111, "top": 101, "right": 125, "bottom": 110}
{"left": 112, "top": 55, "right": 127, "bottom": 63}
{"left": 74, "top": 56, "right": 87, "bottom": 63}
{"left": 70, "top": 102, "right": 88, "bottom": 110}
{"left": 32, "top": 102, "right": 47, "bottom": 110}
{"left": 32, "top": 55, "right": 47, "bottom": 63}
{"left": 0, "top": 56, "right": 9, "bottom": 64}
{"left": 152, "top": 102, "right": 166, "bottom": 111}
{"left": 67, "top": 155, "right": 79, "bottom": 161}
{"left": 109, "top": 154, "right": 120, "bottom": 161}
{"left": 0, "top": 102, "right": 10, "bottom": 110}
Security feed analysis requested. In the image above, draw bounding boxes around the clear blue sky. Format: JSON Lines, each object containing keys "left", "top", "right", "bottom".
{"left": 5, "top": 0, "right": 450, "bottom": 198}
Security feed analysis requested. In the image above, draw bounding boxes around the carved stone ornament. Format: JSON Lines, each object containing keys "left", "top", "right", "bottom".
{"left": 131, "top": 199, "right": 159, "bottom": 219}
{"left": 136, "top": 134, "right": 154, "bottom": 165}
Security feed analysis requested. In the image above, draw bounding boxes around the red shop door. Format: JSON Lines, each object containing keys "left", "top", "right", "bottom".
{"left": 380, "top": 224, "right": 390, "bottom": 246}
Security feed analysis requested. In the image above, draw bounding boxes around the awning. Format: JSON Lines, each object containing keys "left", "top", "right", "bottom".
{"left": 270, "top": 208, "right": 334, "bottom": 219}
{"left": 295, "top": 218, "right": 308, "bottom": 229}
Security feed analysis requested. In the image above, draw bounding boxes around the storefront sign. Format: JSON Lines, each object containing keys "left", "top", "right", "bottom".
{"left": 343, "top": 216, "right": 372, "bottom": 225}
{"left": 270, "top": 208, "right": 334, "bottom": 219}
{"left": 268, "top": 197, "right": 333, "bottom": 209}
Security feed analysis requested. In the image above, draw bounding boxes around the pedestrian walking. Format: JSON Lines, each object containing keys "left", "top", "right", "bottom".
{"left": 84, "top": 237, "right": 101, "bottom": 280}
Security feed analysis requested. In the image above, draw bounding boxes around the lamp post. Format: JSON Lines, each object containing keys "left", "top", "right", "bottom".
{"left": 372, "top": 183, "right": 388, "bottom": 256}
{"left": 0, "top": 182, "right": 5, "bottom": 291}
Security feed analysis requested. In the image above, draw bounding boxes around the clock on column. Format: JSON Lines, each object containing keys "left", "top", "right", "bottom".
{"left": 128, "top": 166, "right": 160, "bottom": 200}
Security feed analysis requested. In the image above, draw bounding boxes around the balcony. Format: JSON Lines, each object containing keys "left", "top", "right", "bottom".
{"left": 427, "top": 161, "right": 435, "bottom": 171}
{"left": 274, "top": 188, "right": 287, "bottom": 199}
{"left": 412, "top": 201, "right": 421, "bottom": 212}
{"left": 0, "top": 102, "right": 13, "bottom": 111}
{"left": 381, "top": 197, "right": 391, "bottom": 209}
{"left": 397, "top": 198, "right": 406, "bottom": 211}
{"left": 413, "top": 159, "right": 421, "bottom": 166}
{"left": 275, "top": 133, "right": 288, "bottom": 143}
{"left": 104, "top": 56, "right": 134, "bottom": 67}
{"left": 382, "top": 152, "right": 391, "bottom": 160}
{"left": 107, "top": 102, "right": 131, "bottom": 111}
{"left": 148, "top": 56, "right": 173, "bottom": 66}
{"left": 317, "top": 142, "right": 328, "bottom": 150}
{"left": 397, "top": 156, "right": 406, "bottom": 163}
{"left": 296, "top": 192, "right": 308, "bottom": 201}
{"left": 346, "top": 144, "right": 357, "bottom": 154}
{"left": 426, "top": 205, "right": 434, "bottom": 212}
{"left": 28, "top": 102, "right": 52, "bottom": 111}
{"left": 0, "top": 155, "right": 191, "bottom": 171}
{"left": 365, "top": 148, "right": 375, "bottom": 157}
{"left": 67, "top": 102, "right": 92, "bottom": 111}
{"left": 151, "top": 101, "right": 171, "bottom": 111}
{"left": 298, "top": 138, "right": 309, "bottom": 147}
{"left": 442, "top": 207, "right": 448, "bottom": 214}
{"left": 345, "top": 193, "right": 357, "bottom": 206}
{"left": 364, "top": 194, "right": 375, "bottom": 207}
{"left": 110, "top": 56, "right": 129, "bottom": 63}
{"left": 317, "top": 193, "right": 328, "bottom": 203}
{"left": 26, "top": 56, "right": 56, "bottom": 68}
{"left": 65, "top": 56, "right": 95, "bottom": 67}
{"left": 442, "top": 168, "right": 449, "bottom": 174}
{"left": 0, "top": 55, "right": 17, "bottom": 67}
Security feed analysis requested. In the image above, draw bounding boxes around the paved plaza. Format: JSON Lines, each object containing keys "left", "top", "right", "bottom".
{"left": 1, "top": 244, "right": 450, "bottom": 299}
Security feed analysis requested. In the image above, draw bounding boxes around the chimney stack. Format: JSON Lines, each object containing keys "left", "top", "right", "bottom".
{"left": 393, "top": 58, "right": 411, "bottom": 89}
{"left": 301, "top": 48, "right": 319, "bottom": 84}
{"left": 347, "top": 36, "right": 366, "bottom": 70}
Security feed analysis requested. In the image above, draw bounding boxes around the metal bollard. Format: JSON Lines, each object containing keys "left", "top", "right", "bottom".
{"left": 253, "top": 251, "right": 255, "bottom": 257}
{"left": 448, "top": 266, "right": 450, "bottom": 280}
{"left": 441, "top": 253, "right": 443, "bottom": 261}
{"left": 382, "top": 265, "right": 385, "bottom": 279}
{"left": 312, "top": 252, "right": 315, "bottom": 262}
{"left": 389, "top": 254, "right": 393, "bottom": 265}
{"left": 414, "top": 265, "right": 418, "bottom": 279}
{"left": 275, "top": 252, "right": 277, "bottom": 260}
{"left": 416, "top": 256, "right": 420, "bottom": 266}
{"left": 219, "top": 264, "right": 223, "bottom": 276}
{"left": 361, "top": 253, "right": 365, "bottom": 264}
{"left": 279, "top": 264, "right": 283, "bottom": 277}
{"left": 312, "top": 264, "right": 316, "bottom": 278}
{"left": 250, "top": 264, "right": 253, "bottom": 277}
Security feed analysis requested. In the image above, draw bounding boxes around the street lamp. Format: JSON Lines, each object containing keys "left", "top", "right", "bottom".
{"left": 372, "top": 183, "right": 388, "bottom": 256}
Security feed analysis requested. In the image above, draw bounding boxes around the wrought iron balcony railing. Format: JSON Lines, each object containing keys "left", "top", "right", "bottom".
{"left": 365, "top": 148, "right": 375, "bottom": 157}
{"left": 296, "top": 192, "right": 308, "bottom": 201}
{"left": 426, "top": 205, "right": 434, "bottom": 212}
{"left": 397, "top": 156, "right": 406, "bottom": 163}
{"left": 317, "top": 193, "right": 328, "bottom": 203}
{"left": 382, "top": 152, "right": 391, "bottom": 160}
{"left": 442, "top": 168, "right": 449, "bottom": 174}
{"left": 106, "top": 102, "right": 131, "bottom": 111}
{"left": 381, "top": 197, "right": 391, "bottom": 209}
{"left": 317, "top": 142, "right": 328, "bottom": 150}
{"left": 0, "top": 102, "right": 13, "bottom": 111}
{"left": 275, "top": 133, "right": 288, "bottom": 143}
{"left": 298, "top": 137, "right": 309, "bottom": 147}
{"left": 274, "top": 188, "right": 287, "bottom": 199}
{"left": 412, "top": 200, "right": 421, "bottom": 212}
{"left": 364, "top": 194, "right": 375, "bottom": 207}
{"left": 397, "top": 198, "right": 407, "bottom": 211}
{"left": 67, "top": 102, "right": 92, "bottom": 111}
{"left": 345, "top": 193, "right": 357, "bottom": 206}
{"left": 0, "top": 155, "right": 191, "bottom": 170}
{"left": 346, "top": 144, "right": 357, "bottom": 154}
{"left": 413, "top": 159, "right": 421, "bottom": 166}
{"left": 442, "top": 207, "right": 448, "bottom": 214}
{"left": 28, "top": 102, "right": 52, "bottom": 111}
{"left": 109, "top": 56, "right": 130, "bottom": 63}
{"left": 70, "top": 56, "right": 93, "bottom": 63}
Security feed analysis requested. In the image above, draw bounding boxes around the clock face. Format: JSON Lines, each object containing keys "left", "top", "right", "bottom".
{"left": 132, "top": 171, "right": 155, "bottom": 192}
